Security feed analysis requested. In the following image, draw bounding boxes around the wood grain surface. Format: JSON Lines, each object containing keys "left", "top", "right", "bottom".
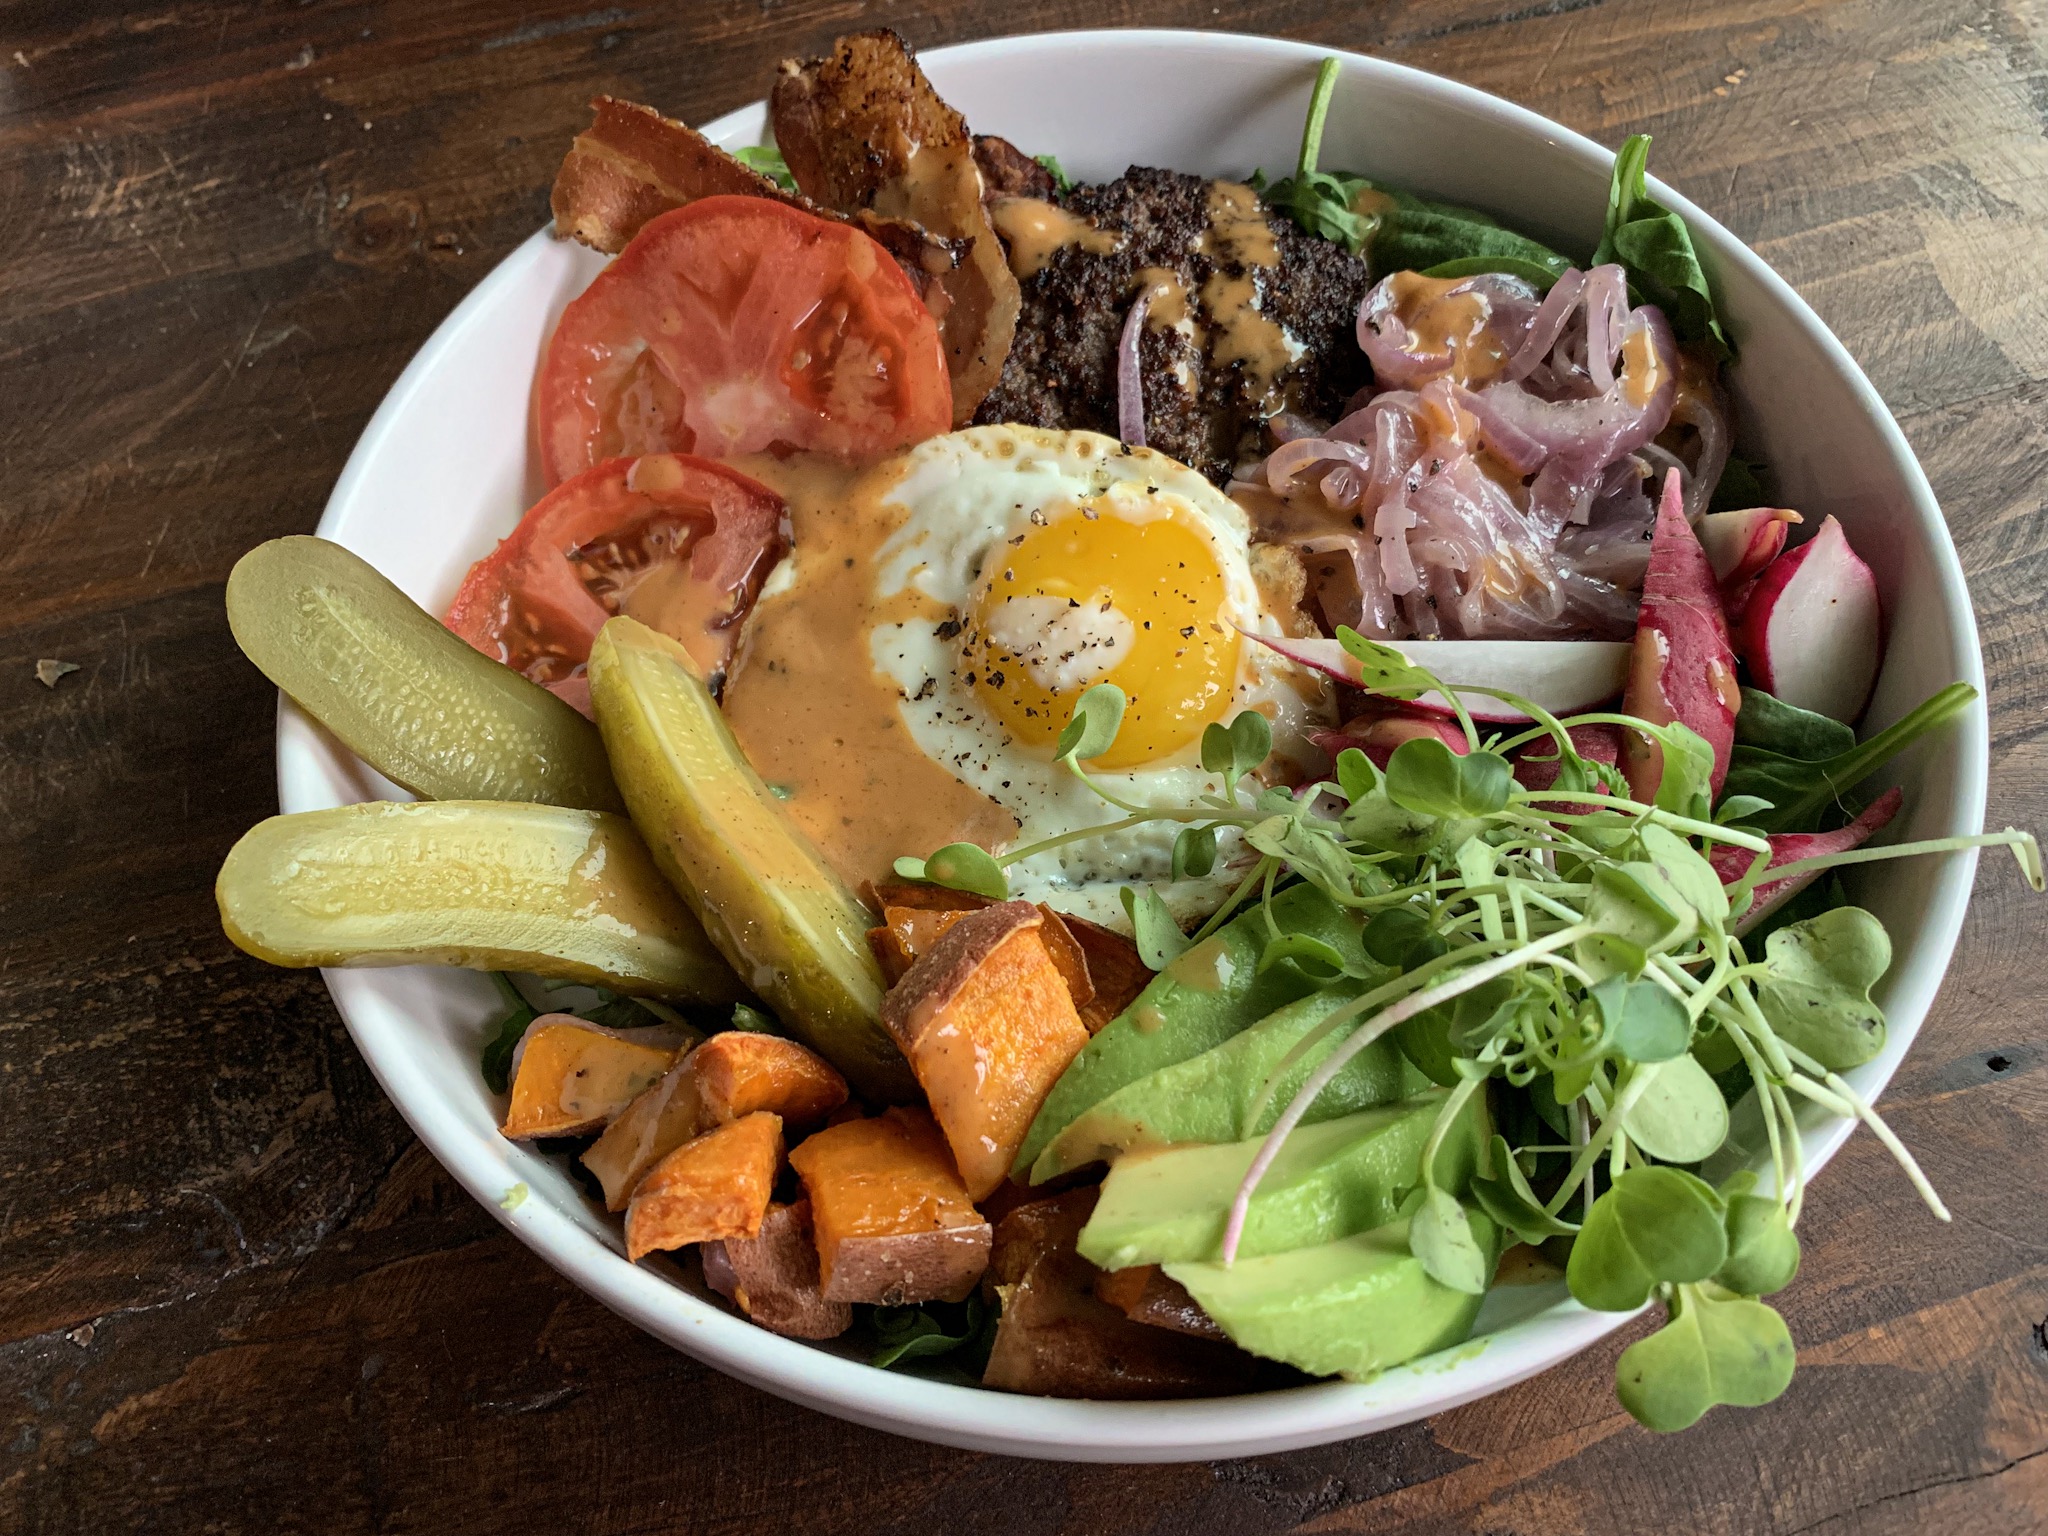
{"left": 3, "top": 2, "right": 2045, "bottom": 1531}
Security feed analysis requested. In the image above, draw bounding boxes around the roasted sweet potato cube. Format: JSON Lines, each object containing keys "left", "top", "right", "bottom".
{"left": 701, "top": 1199, "right": 852, "bottom": 1340}
{"left": 693, "top": 1031, "right": 849, "bottom": 1126}
{"left": 584, "top": 1031, "right": 846, "bottom": 1211}
{"left": 881, "top": 901, "right": 1090, "bottom": 1199}
{"left": 1034, "top": 907, "right": 1095, "bottom": 1013}
{"left": 500, "top": 1016, "right": 683, "bottom": 1140}
{"left": 1091, "top": 1264, "right": 1229, "bottom": 1341}
{"left": 1061, "top": 916, "right": 1153, "bottom": 1032}
{"left": 788, "top": 1107, "right": 991, "bottom": 1305}
{"left": 624, "top": 1111, "right": 782, "bottom": 1262}
{"left": 981, "top": 1191, "right": 1258, "bottom": 1398}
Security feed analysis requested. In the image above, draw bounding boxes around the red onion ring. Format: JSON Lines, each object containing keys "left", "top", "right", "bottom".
{"left": 1117, "top": 289, "right": 1150, "bottom": 447}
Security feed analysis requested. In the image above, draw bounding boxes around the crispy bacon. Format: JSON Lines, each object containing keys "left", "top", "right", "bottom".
{"left": 549, "top": 95, "right": 963, "bottom": 290}
{"left": 771, "top": 30, "right": 1022, "bottom": 424}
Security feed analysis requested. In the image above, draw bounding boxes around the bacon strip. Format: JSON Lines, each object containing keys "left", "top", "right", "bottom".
{"left": 549, "top": 95, "right": 963, "bottom": 290}
{"left": 771, "top": 30, "right": 1022, "bottom": 424}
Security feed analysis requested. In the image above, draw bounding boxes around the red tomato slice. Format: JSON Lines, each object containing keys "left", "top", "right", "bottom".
{"left": 534, "top": 195, "right": 952, "bottom": 485}
{"left": 445, "top": 453, "right": 789, "bottom": 692}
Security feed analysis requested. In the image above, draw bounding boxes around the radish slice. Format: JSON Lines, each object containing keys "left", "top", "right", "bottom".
{"left": 1622, "top": 470, "right": 1741, "bottom": 799}
{"left": 1735, "top": 515, "right": 1881, "bottom": 723}
{"left": 1248, "top": 633, "right": 1630, "bottom": 723}
{"left": 1709, "top": 786, "right": 1902, "bottom": 933}
{"left": 1697, "top": 507, "right": 1800, "bottom": 592}
{"left": 1313, "top": 712, "right": 1468, "bottom": 769}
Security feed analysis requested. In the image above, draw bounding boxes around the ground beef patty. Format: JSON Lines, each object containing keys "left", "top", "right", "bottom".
{"left": 972, "top": 166, "right": 1373, "bottom": 484}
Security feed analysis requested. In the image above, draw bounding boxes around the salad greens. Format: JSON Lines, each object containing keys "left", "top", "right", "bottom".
{"left": 478, "top": 975, "right": 703, "bottom": 1092}
{"left": 896, "top": 634, "right": 2039, "bottom": 1429}
{"left": 1263, "top": 57, "right": 1732, "bottom": 360}
{"left": 734, "top": 143, "right": 797, "bottom": 190}
{"left": 1034, "top": 153, "right": 1076, "bottom": 193}
{"left": 1724, "top": 682, "right": 1977, "bottom": 834}
{"left": 869, "top": 1295, "right": 997, "bottom": 1371}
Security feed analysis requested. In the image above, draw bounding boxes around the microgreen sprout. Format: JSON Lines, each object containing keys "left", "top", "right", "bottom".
{"left": 896, "top": 650, "right": 2038, "bottom": 1429}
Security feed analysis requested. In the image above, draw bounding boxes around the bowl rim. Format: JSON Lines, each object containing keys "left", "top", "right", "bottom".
{"left": 290, "top": 27, "right": 1988, "bottom": 1461}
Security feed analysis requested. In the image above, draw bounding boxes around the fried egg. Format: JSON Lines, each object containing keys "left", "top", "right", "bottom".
{"left": 864, "top": 426, "right": 1327, "bottom": 927}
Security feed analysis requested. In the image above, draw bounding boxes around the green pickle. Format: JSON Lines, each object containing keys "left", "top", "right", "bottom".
{"left": 227, "top": 536, "right": 622, "bottom": 811}
{"left": 217, "top": 800, "right": 743, "bottom": 998}
{"left": 586, "top": 615, "right": 914, "bottom": 1103}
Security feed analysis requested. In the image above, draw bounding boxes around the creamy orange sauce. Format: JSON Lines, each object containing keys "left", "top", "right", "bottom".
{"left": 1134, "top": 265, "right": 1190, "bottom": 330}
{"left": 1199, "top": 270, "right": 1295, "bottom": 398}
{"left": 1164, "top": 933, "right": 1238, "bottom": 992}
{"left": 1387, "top": 271, "right": 1513, "bottom": 388}
{"left": 718, "top": 453, "right": 1019, "bottom": 891}
{"left": 990, "top": 196, "right": 1123, "bottom": 279}
{"left": 1622, "top": 323, "right": 1668, "bottom": 408}
{"left": 1201, "top": 180, "right": 1280, "bottom": 269}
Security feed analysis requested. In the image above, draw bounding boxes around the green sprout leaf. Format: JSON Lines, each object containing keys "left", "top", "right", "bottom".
{"left": 1615, "top": 1283, "right": 1796, "bottom": 1431}
{"left": 1334, "top": 627, "right": 1438, "bottom": 697}
{"left": 1621, "top": 1053, "right": 1730, "bottom": 1165}
{"left": 1409, "top": 1187, "right": 1492, "bottom": 1296}
{"left": 1637, "top": 823, "right": 1731, "bottom": 927}
{"left": 1567, "top": 1166, "right": 1729, "bottom": 1312}
{"left": 1257, "top": 931, "right": 1348, "bottom": 980}
{"left": 1171, "top": 823, "right": 1218, "bottom": 880}
{"left": 1121, "top": 884, "right": 1191, "bottom": 970}
{"left": 1754, "top": 906, "right": 1891, "bottom": 1071}
{"left": 1590, "top": 975, "right": 1693, "bottom": 1063}
{"left": 1384, "top": 738, "right": 1512, "bottom": 820}
{"left": 1335, "top": 746, "right": 1380, "bottom": 803}
{"left": 1470, "top": 1135, "right": 1580, "bottom": 1245}
{"left": 1055, "top": 682, "right": 1128, "bottom": 765}
{"left": 1714, "top": 1171, "right": 1802, "bottom": 1297}
{"left": 923, "top": 842, "right": 1010, "bottom": 901}
{"left": 1361, "top": 905, "right": 1442, "bottom": 969}
{"left": 1201, "top": 709, "right": 1274, "bottom": 786}
{"left": 1033, "top": 153, "right": 1075, "bottom": 193}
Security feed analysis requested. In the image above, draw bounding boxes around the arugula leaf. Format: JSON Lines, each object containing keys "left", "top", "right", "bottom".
{"left": 480, "top": 973, "right": 538, "bottom": 1095}
{"left": 1722, "top": 682, "right": 1977, "bottom": 834}
{"left": 1594, "top": 134, "right": 1732, "bottom": 359}
{"left": 1034, "top": 153, "right": 1074, "bottom": 194}
{"left": 734, "top": 144, "right": 797, "bottom": 191}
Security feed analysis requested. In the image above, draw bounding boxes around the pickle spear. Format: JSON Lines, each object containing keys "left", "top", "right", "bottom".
{"left": 227, "top": 536, "right": 622, "bottom": 812}
{"left": 586, "top": 615, "right": 914, "bottom": 1102}
{"left": 218, "top": 799, "right": 744, "bottom": 999}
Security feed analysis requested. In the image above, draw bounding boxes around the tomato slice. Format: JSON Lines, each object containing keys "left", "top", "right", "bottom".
{"left": 445, "top": 453, "right": 789, "bottom": 692}
{"left": 534, "top": 195, "right": 952, "bottom": 485}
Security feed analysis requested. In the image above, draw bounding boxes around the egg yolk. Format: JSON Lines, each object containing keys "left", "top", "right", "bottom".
{"left": 967, "top": 496, "right": 1241, "bottom": 769}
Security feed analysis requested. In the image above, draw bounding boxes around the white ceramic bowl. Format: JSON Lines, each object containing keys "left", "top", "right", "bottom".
{"left": 278, "top": 30, "right": 1987, "bottom": 1460}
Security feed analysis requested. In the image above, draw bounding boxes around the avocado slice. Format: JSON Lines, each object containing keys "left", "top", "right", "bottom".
{"left": 1076, "top": 1088, "right": 1486, "bottom": 1270}
{"left": 1012, "top": 885, "right": 1368, "bottom": 1177}
{"left": 1031, "top": 979, "right": 1429, "bottom": 1181}
{"left": 1164, "top": 1211, "right": 1500, "bottom": 1380}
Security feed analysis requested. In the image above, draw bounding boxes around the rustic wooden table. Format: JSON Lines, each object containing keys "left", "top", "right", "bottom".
{"left": 5, "top": 2, "right": 2044, "bottom": 1530}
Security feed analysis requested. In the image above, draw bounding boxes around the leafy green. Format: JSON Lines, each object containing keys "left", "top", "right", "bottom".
{"left": 1034, "top": 153, "right": 1074, "bottom": 194}
{"left": 1714, "top": 1172, "right": 1802, "bottom": 1296}
{"left": 1567, "top": 1167, "right": 1728, "bottom": 1312}
{"left": 1172, "top": 824, "right": 1218, "bottom": 880}
{"left": 1201, "top": 710, "right": 1273, "bottom": 787}
{"left": 730, "top": 1002, "right": 778, "bottom": 1033}
{"left": 1734, "top": 687, "right": 1856, "bottom": 760}
{"left": 1384, "top": 738, "right": 1513, "bottom": 821}
{"left": 1410, "top": 1187, "right": 1492, "bottom": 1295}
{"left": 480, "top": 973, "right": 539, "bottom": 1094}
{"left": 1470, "top": 1135, "right": 1580, "bottom": 1246}
{"left": 1122, "top": 884, "right": 1191, "bottom": 970}
{"left": 1259, "top": 58, "right": 1569, "bottom": 278}
{"left": 1594, "top": 134, "right": 1731, "bottom": 359}
{"left": 1708, "top": 455, "right": 1769, "bottom": 514}
{"left": 1055, "top": 682, "right": 1127, "bottom": 765}
{"left": 1621, "top": 1054, "right": 1731, "bottom": 1164}
{"left": 1615, "top": 1282, "right": 1796, "bottom": 1431}
{"left": 734, "top": 144, "right": 796, "bottom": 190}
{"left": 1722, "top": 682, "right": 1978, "bottom": 834}
{"left": 1754, "top": 907, "right": 1891, "bottom": 1071}
{"left": 869, "top": 1295, "right": 997, "bottom": 1371}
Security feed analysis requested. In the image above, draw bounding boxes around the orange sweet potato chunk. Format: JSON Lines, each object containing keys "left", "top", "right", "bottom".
{"left": 788, "top": 1107, "right": 990, "bottom": 1305}
{"left": 584, "top": 1032, "right": 846, "bottom": 1211}
{"left": 501, "top": 1017, "right": 682, "bottom": 1140}
{"left": 880, "top": 901, "right": 1090, "bottom": 1199}
{"left": 624, "top": 1111, "right": 783, "bottom": 1262}
{"left": 702, "top": 1199, "right": 852, "bottom": 1340}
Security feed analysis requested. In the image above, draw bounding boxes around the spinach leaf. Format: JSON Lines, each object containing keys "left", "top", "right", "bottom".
{"left": 1734, "top": 688, "right": 1856, "bottom": 760}
{"left": 1034, "top": 153, "right": 1075, "bottom": 194}
{"left": 479, "top": 972, "right": 539, "bottom": 1095}
{"left": 1594, "top": 134, "right": 1731, "bottom": 359}
{"left": 1722, "top": 682, "right": 1977, "bottom": 834}
{"left": 870, "top": 1295, "right": 997, "bottom": 1371}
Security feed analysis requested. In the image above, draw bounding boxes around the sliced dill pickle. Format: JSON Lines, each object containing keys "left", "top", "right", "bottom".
{"left": 217, "top": 800, "right": 744, "bottom": 999}
{"left": 227, "top": 536, "right": 622, "bottom": 811}
{"left": 586, "top": 615, "right": 913, "bottom": 1102}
